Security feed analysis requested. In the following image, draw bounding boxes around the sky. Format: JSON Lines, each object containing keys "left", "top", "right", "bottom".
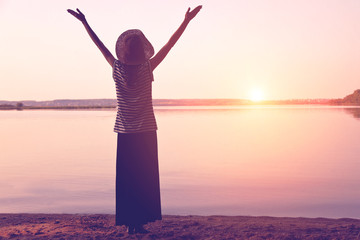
{"left": 1, "top": 0, "right": 359, "bottom": 101}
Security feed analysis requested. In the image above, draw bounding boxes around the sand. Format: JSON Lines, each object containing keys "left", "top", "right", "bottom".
{"left": 0, "top": 214, "right": 360, "bottom": 239}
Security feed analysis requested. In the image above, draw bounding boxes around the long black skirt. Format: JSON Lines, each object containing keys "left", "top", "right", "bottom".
{"left": 115, "top": 131, "right": 162, "bottom": 226}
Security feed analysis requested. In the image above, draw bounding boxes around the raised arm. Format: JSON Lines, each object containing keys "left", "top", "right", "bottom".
{"left": 150, "top": 6, "right": 202, "bottom": 71}
{"left": 67, "top": 8, "right": 115, "bottom": 67}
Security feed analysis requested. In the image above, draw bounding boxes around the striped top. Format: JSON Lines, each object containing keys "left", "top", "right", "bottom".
{"left": 112, "top": 59, "right": 157, "bottom": 133}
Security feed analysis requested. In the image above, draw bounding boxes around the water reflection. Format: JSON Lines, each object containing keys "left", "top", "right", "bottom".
{"left": 344, "top": 107, "right": 360, "bottom": 119}
{"left": 1, "top": 107, "right": 360, "bottom": 218}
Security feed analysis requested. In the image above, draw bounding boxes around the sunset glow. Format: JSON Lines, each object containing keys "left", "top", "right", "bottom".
{"left": 0, "top": 0, "right": 359, "bottom": 101}
{"left": 250, "top": 88, "right": 264, "bottom": 102}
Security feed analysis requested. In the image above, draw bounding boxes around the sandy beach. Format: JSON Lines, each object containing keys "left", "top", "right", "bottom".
{"left": 0, "top": 214, "right": 359, "bottom": 239}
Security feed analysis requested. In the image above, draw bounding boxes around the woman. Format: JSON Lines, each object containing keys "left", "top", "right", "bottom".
{"left": 68, "top": 5, "right": 202, "bottom": 234}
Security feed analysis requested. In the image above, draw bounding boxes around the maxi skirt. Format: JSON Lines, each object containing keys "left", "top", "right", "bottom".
{"left": 115, "top": 131, "right": 162, "bottom": 226}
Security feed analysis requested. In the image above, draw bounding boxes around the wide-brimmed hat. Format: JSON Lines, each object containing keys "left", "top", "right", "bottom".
{"left": 115, "top": 29, "right": 154, "bottom": 64}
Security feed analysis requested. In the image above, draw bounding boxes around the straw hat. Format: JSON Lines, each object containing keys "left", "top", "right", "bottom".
{"left": 115, "top": 29, "right": 154, "bottom": 65}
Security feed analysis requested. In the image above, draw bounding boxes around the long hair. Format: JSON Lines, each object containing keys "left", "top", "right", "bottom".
{"left": 124, "top": 35, "right": 146, "bottom": 64}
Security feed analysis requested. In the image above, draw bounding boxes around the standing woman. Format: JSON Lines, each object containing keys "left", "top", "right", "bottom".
{"left": 68, "top": 5, "right": 202, "bottom": 234}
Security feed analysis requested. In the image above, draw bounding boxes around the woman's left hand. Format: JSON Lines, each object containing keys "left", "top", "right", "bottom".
{"left": 67, "top": 8, "right": 86, "bottom": 23}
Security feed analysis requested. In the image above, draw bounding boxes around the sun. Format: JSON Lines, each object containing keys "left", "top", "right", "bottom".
{"left": 250, "top": 88, "right": 264, "bottom": 102}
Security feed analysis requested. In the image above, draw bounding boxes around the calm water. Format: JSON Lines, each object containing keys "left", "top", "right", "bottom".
{"left": 1, "top": 106, "right": 360, "bottom": 218}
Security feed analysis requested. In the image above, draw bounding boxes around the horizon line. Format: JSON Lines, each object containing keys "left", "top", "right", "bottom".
{"left": 0, "top": 97, "right": 340, "bottom": 102}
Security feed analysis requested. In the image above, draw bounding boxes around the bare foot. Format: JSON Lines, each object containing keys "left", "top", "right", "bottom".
{"left": 134, "top": 225, "right": 150, "bottom": 234}
{"left": 126, "top": 225, "right": 135, "bottom": 234}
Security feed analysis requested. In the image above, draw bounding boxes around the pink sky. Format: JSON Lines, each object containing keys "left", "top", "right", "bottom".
{"left": 0, "top": 0, "right": 359, "bottom": 101}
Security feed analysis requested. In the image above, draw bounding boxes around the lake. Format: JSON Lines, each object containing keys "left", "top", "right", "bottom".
{"left": 1, "top": 106, "right": 360, "bottom": 218}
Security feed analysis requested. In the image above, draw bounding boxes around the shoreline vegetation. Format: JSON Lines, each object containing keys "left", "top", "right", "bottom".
{"left": 0, "top": 214, "right": 359, "bottom": 239}
{"left": 1, "top": 89, "right": 359, "bottom": 110}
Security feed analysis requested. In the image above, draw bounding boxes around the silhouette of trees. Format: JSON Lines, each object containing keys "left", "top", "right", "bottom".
{"left": 16, "top": 102, "right": 24, "bottom": 110}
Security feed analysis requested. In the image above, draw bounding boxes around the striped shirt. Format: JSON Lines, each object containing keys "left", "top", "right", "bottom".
{"left": 112, "top": 60, "right": 157, "bottom": 133}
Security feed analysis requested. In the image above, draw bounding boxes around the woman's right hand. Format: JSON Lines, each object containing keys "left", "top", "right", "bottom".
{"left": 185, "top": 5, "right": 202, "bottom": 23}
{"left": 67, "top": 8, "right": 86, "bottom": 23}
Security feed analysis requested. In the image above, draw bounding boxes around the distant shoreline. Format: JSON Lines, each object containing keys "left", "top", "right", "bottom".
{"left": 1, "top": 103, "right": 360, "bottom": 111}
{"left": 1, "top": 91, "right": 360, "bottom": 110}
{"left": 0, "top": 103, "right": 351, "bottom": 111}
{"left": 0, "top": 106, "right": 116, "bottom": 110}
{"left": 0, "top": 98, "right": 356, "bottom": 111}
